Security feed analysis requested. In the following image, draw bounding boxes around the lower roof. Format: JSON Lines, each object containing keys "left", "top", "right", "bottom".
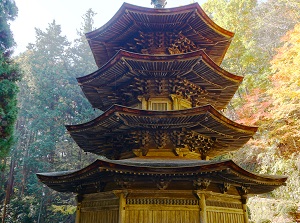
{"left": 37, "top": 158, "right": 287, "bottom": 195}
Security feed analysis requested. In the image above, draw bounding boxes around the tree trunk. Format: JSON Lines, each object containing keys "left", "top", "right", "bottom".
{"left": 2, "top": 158, "right": 15, "bottom": 223}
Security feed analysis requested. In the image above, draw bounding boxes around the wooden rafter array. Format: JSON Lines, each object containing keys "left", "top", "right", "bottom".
{"left": 127, "top": 31, "right": 199, "bottom": 55}
{"left": 78, "top": 50, "right": 242, "bottom": 111}
{"left": 85, "top": 3, "right": 234, "bottom": 67}
{"left": 37, "top": 158, "right": 287, "bottom": 194}
{"left": 66, "top": 105, "right": 257, "bottom": 159}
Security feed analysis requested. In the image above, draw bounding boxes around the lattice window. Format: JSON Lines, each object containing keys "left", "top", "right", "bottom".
{"left": 152, "top": 102, "right": 168, "bottom": 111}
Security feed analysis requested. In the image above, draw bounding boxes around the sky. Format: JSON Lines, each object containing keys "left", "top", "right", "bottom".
{"left": 11, "top": 0, "right": 206, "bottom": 55}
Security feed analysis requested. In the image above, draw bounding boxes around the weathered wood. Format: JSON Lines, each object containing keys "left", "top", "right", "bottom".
{"left": 65, "top": 105, "right": 257, "bottom": 159}
{"left": 72, "top": 190, "right": 254, "bottom": 223}
{"left": 77, "top": 50, "right": 242, "bottom": 111}
{"left": 199, "top": 193, "right": 207, "bottom": 223}
{"left": 85, "top": 3, "right": 234, "bottom": 67}
{"left": 36, "top": 2, "right": 288, "bottom": 223}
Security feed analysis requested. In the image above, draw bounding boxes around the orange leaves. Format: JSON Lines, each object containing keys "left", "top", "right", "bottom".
{"left": 270, "top": 24, "right": 300, "bottom": 90}
{"left": 235, "top": 23, "right": 300, "bottom": 156}
{"left": 236, "top": 88, "right": 272, "bottom": 125}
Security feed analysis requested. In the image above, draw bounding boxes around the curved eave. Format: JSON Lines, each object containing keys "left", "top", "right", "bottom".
{"left": 37, "top": 158, "right": 287, "bottom": 194}
{"left": 86, "top": 3, "right": 234, "bottom": 40}
{"left": 77, "top": 50, "right": 242, "bottom": 110}
{"left": 66, "top": 104, "right": 256, "bottom": 133}
{"left": 78, "top": 50, "right": 241, "bottom": 84}
{"left": 85, "top": 3, "right": 234, "bottom": 67}
{"left": 65, "top": 104, "right": 257, "bottom": 157}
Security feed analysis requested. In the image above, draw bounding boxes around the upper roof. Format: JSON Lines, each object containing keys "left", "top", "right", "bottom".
{"left": 77, "top": 50, "right": 242, "bottom": 111}
{"left": 86, "top": 3, "right": 234, "bottom": 67}
{"left": 37, "top": 158, "right": 287, "bottom": 194}
{"left": 66, "top": 104, "right": 257, "bottom": 159}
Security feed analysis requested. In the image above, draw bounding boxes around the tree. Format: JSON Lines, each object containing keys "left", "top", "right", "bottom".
{"left": 202, "top": 0, "right": 262, "bottom": 121}
{"left": 235, "top": 23, "right": 300, "bottom": 158}
{"left": 202, "top": 1, "right": 300, "bottom": 222}
{"left": 66, "top": 8, "right": 97, "bottom": 76}
{"left": 2, "top": 12, "right": 99, "bottom": 222}
{"left": 267, "top": 23, "right": 300, "bottom": 155}
{"left": 0, "top": 0, "right": 21, "bottom": 161}
{"left": 0, "top": 1, "right": 22, "bottom": 222}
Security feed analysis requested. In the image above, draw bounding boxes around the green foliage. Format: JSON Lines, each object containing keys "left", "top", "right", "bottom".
{"left": 1, "top": 1, "right": 300, "bottom": 222}
{"left": 6, "top": 196, "right": 39, "bottom": 222}
{"left": 0, "top": 0, "right": 21, "bottom": 160}
{"left": 1, "top": 9, "right": 99, "bottom": 222}
{"left": 51, "top": 204, "right": 76, "bottom": 215}
{"left": 0, "top": 0, "right": 18, "bottom": 51}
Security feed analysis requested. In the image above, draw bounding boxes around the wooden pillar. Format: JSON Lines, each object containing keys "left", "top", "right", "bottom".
{"left": 170, "top": 94, "right": 179, "bottom": 110}
{"left": 118, "top": 191, "right": 127, "bottom": 223}
{"left": 138, "top": 96, "right": 148, "bottom": 110}
{"left": 198, "top": 193, "right": 207, "bottom": 223}
{"left": 242, "top": 197, "right": 249, "bottom": 223}
{"left": 75, "top": 195, "right": 83, "bottom": 223}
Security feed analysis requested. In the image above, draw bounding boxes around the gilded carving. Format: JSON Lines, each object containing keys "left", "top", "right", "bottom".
{"left": 219, "top": 182, "right": 231, "bottom": 194}
{"left": 154, "top": 178, "right": 171, "bottom": 190}
{"left": 193, "top": 178, "right": 211, "bottom": 190}
{"left": 114, "top": 176, "right": 135, "bottom": 189}
{"left": 237, "top": 186, "right": 249, "bottom": 196}
{"left": 151, "top": 131, "right": 168, "bottom": 149}
{"left": 128, "top": 31, "right": 199, "bottom": 55}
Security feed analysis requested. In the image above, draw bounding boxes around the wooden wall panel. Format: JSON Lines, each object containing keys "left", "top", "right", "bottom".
{"left": 79, "top": 192, "right": 120, "bottom": 223}
{"left": 125, "top": 205, "right": 200, "bottom": 223}
{"left": 207, "top": 207, "right": 244, "bottom": 223}
{"left": 80, "top": 210, "right": 118, "bottom": 223}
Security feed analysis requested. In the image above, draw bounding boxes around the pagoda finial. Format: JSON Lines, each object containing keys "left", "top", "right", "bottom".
{"left": 151, "top": 0, "right": 167, "bottom": 8}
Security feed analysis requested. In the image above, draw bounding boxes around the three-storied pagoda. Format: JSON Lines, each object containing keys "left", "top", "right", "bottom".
{"left": 37, "top": 1, "right": 287, "bottom": 223}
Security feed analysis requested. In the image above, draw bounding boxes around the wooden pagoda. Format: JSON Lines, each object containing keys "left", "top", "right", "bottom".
{"left": 37, "top": 1, "right": 287, "bottom": 223}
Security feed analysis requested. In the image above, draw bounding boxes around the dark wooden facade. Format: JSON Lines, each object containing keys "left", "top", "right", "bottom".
{"left": 86, "top": 3, "right": 233, "bottom": 67}
{"left": 65, "top": 105, "right": 257, "bottom": 159}
{"left": 78, "top": 50, "right": 242, "bottom": 111}
{"left": 37, "top": 2, "right": 287, "bottom": 223}
{"left": 37, "top": 159, "right": 286, "bottom": 194}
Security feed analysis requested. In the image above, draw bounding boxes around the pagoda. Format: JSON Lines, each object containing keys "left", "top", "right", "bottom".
{"left": 37, "top": 1, "right": 287, "bottom": 223}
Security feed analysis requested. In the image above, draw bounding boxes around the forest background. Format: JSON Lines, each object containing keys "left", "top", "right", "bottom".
{"left": 1, "top": 0, "right": 300, "bottom": 222}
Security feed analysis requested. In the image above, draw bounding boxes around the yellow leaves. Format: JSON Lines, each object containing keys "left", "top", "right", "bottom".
{"left": 51, "top": 204, "right": 76, "bottom": 215}
{"left": 271, "top": 24, "right": 300, "bottom": 79}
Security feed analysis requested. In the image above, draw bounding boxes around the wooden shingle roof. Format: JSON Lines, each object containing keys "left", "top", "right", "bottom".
{"left": 86, "top": 3, "right": 234, "bottom": 67}
{"left": 78, "top": 50, "right": 242, "bottom": 111}
{"left": 66, "top": 105, "right": 257, "bottom": 159}
{"left": 37, "top": 158, "right": 287, "bottom": 194}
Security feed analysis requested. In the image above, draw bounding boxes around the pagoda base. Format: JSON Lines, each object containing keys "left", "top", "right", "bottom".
{"left": 76, "top": 190, "right": 248, "bottom": 223}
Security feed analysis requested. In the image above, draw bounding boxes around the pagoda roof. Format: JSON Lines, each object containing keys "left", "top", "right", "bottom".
{"left": 37, "top": 158, "right": 287, "bottom": 194}
{"left": 66, "top": 105, "right": 257, "bottom": 159}
{"left": 78, "top": 50, "right": 242, "bottom": 111}
{"left": 86, "top": 3, "right": 234, "bottom": 67}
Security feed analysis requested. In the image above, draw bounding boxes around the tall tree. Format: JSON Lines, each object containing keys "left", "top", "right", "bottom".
{"left": 66, "top": 8, "right": 97, "bottom": 76}
{"left": 253, "top": 0, "right": 300, "bottom": 59}
{"left": 2, "top": 13, "right": 98, "bottom": 221}
{"left": 202, "top": 1, "right": 300, "bottom": 221}
{"left": 265, "top": 23, "right": 300, "bottom": 155}
{"left": 202, "top": 0, "right": 260, "bottom": 121}
{"left": 0, "top": 0, "right": 21, "bottom": 161}
{"left": 0, "top": 1, "right": 22, "bottom": 222}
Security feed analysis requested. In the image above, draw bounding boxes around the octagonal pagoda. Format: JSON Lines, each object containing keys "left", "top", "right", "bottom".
{"left": 37, "top": 2, "right": 287, "bottom": 223}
